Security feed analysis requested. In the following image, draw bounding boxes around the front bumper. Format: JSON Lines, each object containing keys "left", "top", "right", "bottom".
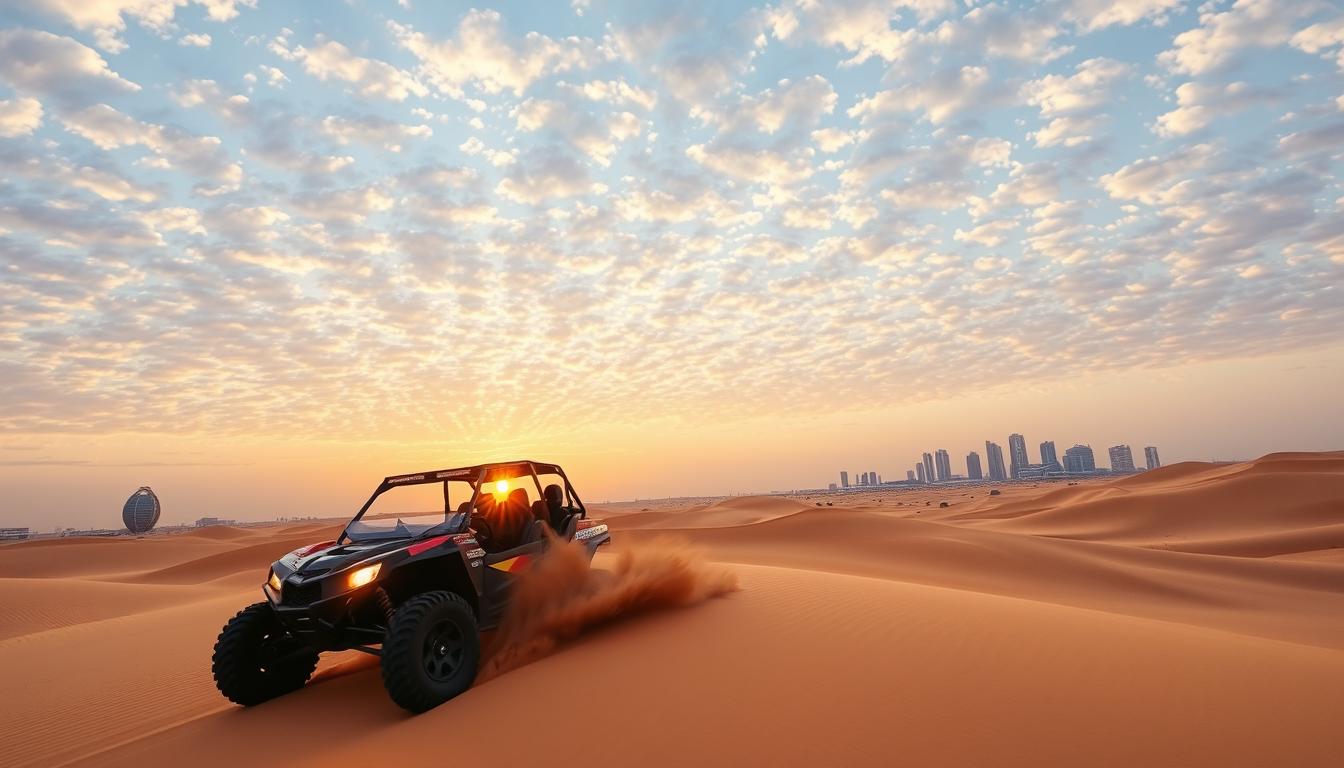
{"left": 264, "top": 580, "right": 382, "bottom": 650}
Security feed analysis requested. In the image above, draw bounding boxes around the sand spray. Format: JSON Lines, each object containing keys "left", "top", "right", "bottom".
{"left": 478, "top": 533, "right": 738, "bottom": 681}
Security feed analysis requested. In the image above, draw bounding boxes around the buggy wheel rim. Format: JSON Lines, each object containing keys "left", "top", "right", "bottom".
{"left": 422, "top": 619, "right": 465, "bottom": 682}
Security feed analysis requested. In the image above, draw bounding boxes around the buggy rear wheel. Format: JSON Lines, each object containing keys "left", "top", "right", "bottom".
{"left": 212, "top": 602, "right": 319, "bottom": 706}
{"left": 380, "top": 590, "right": 479, "bottom": 713}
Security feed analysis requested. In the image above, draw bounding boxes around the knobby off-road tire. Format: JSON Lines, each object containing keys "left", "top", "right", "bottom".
{"left": 381, "top": 590, "right": 480, "bottom": 713}
{"left": 212, "top": 602, "right": 319, "bottom": 706}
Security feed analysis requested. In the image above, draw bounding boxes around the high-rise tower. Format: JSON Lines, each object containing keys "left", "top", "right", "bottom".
{"left": 1008, "top": 433, "right": 1029, "bottom": 479}
{"left": 1040, "top": 440, "right": 1060, "bottom": 471}
{"left": 966, "top": 451, "right": 983, "bottom": 480}
{"left": 1064, "top": 444, "right": 1096, "bottom": 473}
{"left": 1109, "top": 445, "right": 1136, "bottom": 472}
{"left": 985, "top": 441, "right": 1008, "bottom": 481}
{"left": 934, "top": 449, "right": 951, "bottom": 482}
{"left": 1144, "top": 446, "right": 1161, "bottom": 470}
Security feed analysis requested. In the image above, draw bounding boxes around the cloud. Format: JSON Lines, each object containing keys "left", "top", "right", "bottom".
{"left": 60, "top": 104, "right": 243, "bottom": 193}
{"left": 1155, "top": 81, "right": 1280, "bottom": 137}
{"left": 511, "top": 97, "right": 643, "bottom": 166}
{"left": 1023, "top": 58, "right": 1130, "bottom": 116}
{"left": 1060, "top": 0, "right": 1183, "bottom": 31}
{"left": 1100, "top": 144, "right": 1216, "bottom": 205}
{"left": 179, "top": 33, "right": 211, "bottom": 48}
{"left": 0, "top": 97, "right": 44, "bottom": 137}
{"left": 852, "top": 66, "right": 1000, "bottom": 125}
{"left": 1160, "top": 0, "right": 1318, "bottom": 75}
{"left": 495, "top": 147, "right": 593, "bottom": 203}
{"left": 575, "top": 79, "right": 658, "bottom": 111}
{"left": 25, "top": 0, "right": 257, "bottom": 52}
{"left": 1291, "top": 17, "right": 1344, "bottom": 70}
{"left": 3, "top": 0, "right": 1343, "bottom": 460}
{"left": 686, "top": 141, "right": 817, "bottom": 186}
{"left": 69, "top": 165, "right": 157, "bottom": 202}
{"left": 812, "top": 127, "right": 855, "bottom": 153}
{"left": 775, "top": 0, "right": 951, "bottom": 65}
{"left": 738, "top": 75, "right": 837, "bottom": 133}
{"left": 320, "top": 114, "right": 432, "bottom": 152}
{"left": 0, "top": 29, "right": 139, "bottom": 107}
{"left": 293, "top": 37, "right": 427, "bottom": 101}
{"left": 391, "top": 10, "right": 598, "bottom": 97}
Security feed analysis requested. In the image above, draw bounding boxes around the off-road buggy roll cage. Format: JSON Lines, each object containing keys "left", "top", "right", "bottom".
{"left": 339, "top": 459, "right": 588, "bottom": 544}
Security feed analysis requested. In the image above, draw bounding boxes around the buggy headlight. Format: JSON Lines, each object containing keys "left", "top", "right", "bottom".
{"left": 268, "top": 570, "right": 282, "bottom": 594}
{"left": 348, "top": 563, "right": 381, "bottom": 590}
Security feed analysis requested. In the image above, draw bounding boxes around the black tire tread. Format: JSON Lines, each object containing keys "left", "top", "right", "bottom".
{"left": 381, "top": 590, "right": 479, "bottom": 713}
{"left": 212, "top": 602, "right": 319, "bottom": 706}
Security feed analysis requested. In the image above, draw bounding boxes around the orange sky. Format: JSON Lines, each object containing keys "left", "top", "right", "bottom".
{"left": 4, "top": 342, "right": 1341, "bottom": 531}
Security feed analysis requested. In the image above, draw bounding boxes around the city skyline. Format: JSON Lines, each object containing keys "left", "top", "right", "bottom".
{"left": 841, "top": 429, "right": 1170, "bottom": 490}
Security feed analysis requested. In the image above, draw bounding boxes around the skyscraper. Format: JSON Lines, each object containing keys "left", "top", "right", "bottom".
{"left": 906, "top": 470, "right": 916, "bottom": 481}
{"left": 1064, "top": 444, "right": 1096, "bottom": 473}
{"left": 1145, "top": 446, "right": 1161, "bottom": 470}
{"left": 1008, "top": 433, "right": 1029, "bottom": 479}
{"left": 966, "top": 451, "right": 983, "bottom": 480}
{"left": 934, "top": 449, "right": 951, "bottom": 482}
{"left": 985, "top": 441, "right": 1008, "bottom": 481}
{"left": 872, "top": 471, "right": 879, "bottom": 485}
{"left": 922, "top": 453, "right": 935, "bottom": 484}
{"left": 1109, "top": 445, "right": 1136, "bottom": 472}
{"left": 840, "top": 471, "right": 849, "bottom": 488}
{"left": 916, "top": 463, "right": 926, "bottom": 483}
{"left": 1040, "top": 440, "right": 1060, "bottom": 471}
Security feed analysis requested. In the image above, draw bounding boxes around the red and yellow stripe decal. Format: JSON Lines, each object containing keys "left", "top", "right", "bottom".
{"left": 487, "top": 554, "right": 533, "bottom": 573}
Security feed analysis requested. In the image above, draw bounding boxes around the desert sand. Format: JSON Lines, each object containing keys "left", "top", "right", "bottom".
{"left": 2, "top": 451, "right": 1343, "bottom": 767}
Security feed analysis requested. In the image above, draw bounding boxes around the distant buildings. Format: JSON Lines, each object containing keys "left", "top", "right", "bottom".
{"left": 1007, "top": 433, "right": 1029, "bottom": 479}
{"left": 985, "top": 441, "right": 1008, "bottom": 481}
{"left": 833, "top": 435, "right": 1159, "bottom": 492}
{"left": 1109, "top": 445, "right": 1136, "bottom": 472}
{"left": 195, "top": 517, "right": 238, "bottom": 527}
{"left": 0, "top": 527, "right": 29, "bottom": 541}
{"left": 1040, "top": 441, "right": 1060, "bottom": 472}
{"left": 966, "top": 451, "right": 983, "bottom": 480}
{"left": 828, "top": 483, "right": 838, "bottom": 492}
{"left": 1064, "top": 444, "right": 1096, "bottom": 473}
{"left": 1145, "top": 446, "right": 1161, "bottom": 470}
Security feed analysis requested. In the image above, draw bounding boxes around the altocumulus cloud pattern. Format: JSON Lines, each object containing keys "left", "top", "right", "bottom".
{"left": 0, "top": 0, "right": 1341, "bottom": 440}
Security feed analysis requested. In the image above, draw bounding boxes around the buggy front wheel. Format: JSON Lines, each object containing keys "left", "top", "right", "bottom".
{"left": 380, "top": 591, "right": 480, "bottom": 713}
{"left": 212, "top": 602, "right": 319, "bottom": 706}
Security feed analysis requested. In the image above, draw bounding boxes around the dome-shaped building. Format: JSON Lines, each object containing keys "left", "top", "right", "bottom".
{"left": 122, "top": 486, "right": 161, "bottom": 534}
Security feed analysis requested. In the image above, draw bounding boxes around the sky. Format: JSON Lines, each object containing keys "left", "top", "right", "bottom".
{"left": 0, "top": 0, "right": 1341, "bottom": 529}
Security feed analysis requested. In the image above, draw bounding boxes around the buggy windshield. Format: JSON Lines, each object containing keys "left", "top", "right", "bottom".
{"left": 342, "top": 478, "right": 474, "bottom": 542}
{"left": 345, "top": 511, "right": 468, "bottom": 541}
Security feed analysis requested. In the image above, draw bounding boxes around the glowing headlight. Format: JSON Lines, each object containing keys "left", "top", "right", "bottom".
{"left": 267, "top": 570, "right": 282, "bottom": 594}
{"left": 348, "top": 563, "right": 381, "bottom": 590}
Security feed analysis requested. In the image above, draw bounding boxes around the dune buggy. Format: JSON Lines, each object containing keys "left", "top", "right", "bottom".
{"left": 212, "top": 460, "right": 610, "bottom": 713}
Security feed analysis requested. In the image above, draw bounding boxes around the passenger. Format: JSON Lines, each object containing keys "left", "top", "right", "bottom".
{"left": 542, "top": 484, "right": 566, "bottom": 530}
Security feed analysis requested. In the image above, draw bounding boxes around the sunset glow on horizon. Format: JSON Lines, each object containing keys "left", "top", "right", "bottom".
{"left": 1, "top": 1, "right": 1341, "bottom": 529}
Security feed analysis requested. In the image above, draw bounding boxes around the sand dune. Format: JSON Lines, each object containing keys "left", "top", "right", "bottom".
{"left": 1, "top": 451, "right": 1342, "bottom": 767}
